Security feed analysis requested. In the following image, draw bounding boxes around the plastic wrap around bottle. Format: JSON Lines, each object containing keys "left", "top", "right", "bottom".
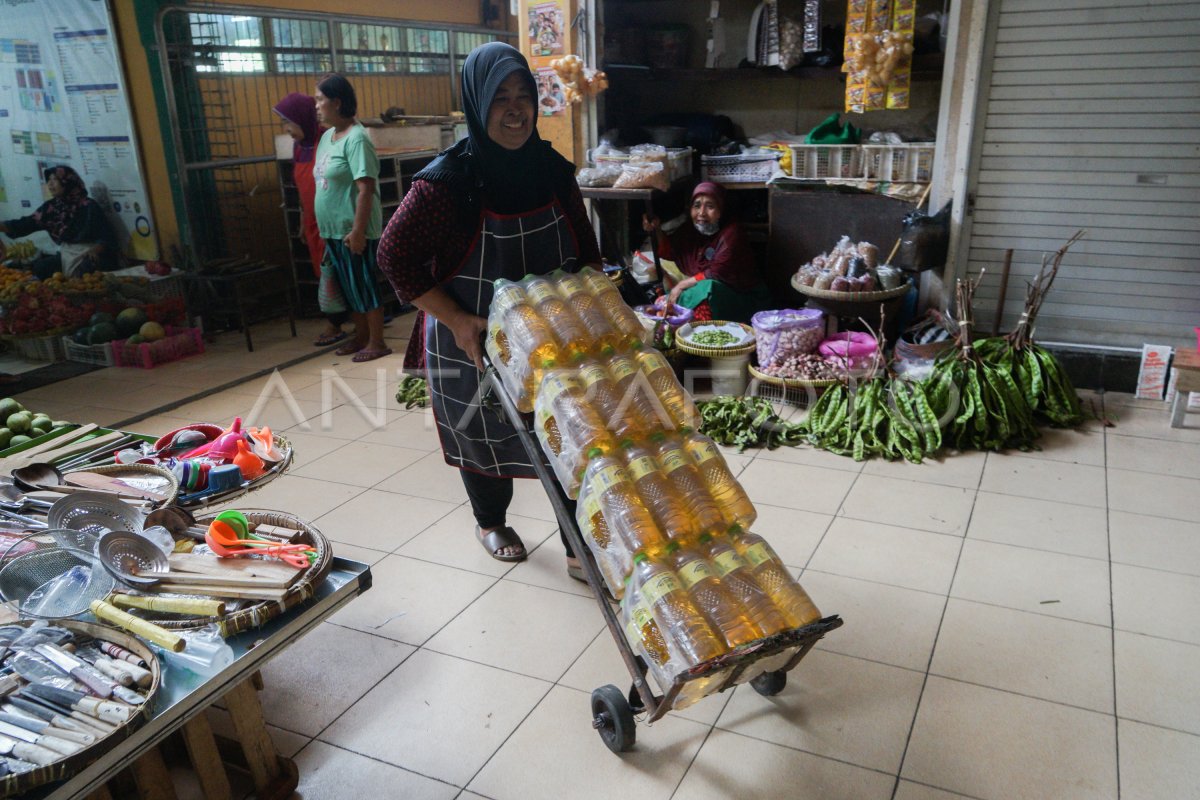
{"left": 534, "top": 371, "right": 615, "bottom": 498}
{"left": 635, "top": 349, "right": 700, "bottom": 430}
{"left": 580, "top": 452, "right": 667, "bottom": 564}
{"left": 579, "top": 267, "right": 646, "bottom": 350}
{"left": 680, "top": 429, "right": 757, "bottom": 530}
{"left": 731, "top": 527, "right": 822, "bottom": 628}
{"left": 486, "top": 279, "right": 562, "bottom": 412}
{"left": 620, "top": 439, "right": 696, "bottom": 540}
{"left": 576, "top": 480, "right": 630, "bottom": 598}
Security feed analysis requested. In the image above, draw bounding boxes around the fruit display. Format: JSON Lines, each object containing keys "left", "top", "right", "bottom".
{"left": 1, "top": 240, "right": 39, "bottom": 263}
{"left": 0, "top": 397, "right": 72, "bottom": 451}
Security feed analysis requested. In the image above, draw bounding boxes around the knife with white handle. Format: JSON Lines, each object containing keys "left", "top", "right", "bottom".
{"left": 0, "top": 711, "right": 94, "bottom": 746}
{"left": 0, "top": 720, "right": 81, "bottom": 756}
{"left": 0, "top": 732, "right": 59, "bottom": 766}
{"left": 34, "top": 644, "right": 116, "bottom": 698}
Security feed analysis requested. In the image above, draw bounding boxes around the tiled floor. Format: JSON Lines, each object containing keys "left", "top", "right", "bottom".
{"left": 18, "top": 317, "right": 1200, "bottom": 800}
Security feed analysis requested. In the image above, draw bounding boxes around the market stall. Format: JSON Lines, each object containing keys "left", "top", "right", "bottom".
{"left": 0, "top": 415, "right": 369, "bottom": 797}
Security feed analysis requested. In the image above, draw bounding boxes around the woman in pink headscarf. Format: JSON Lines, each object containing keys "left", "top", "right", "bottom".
{"left": 273, "top": 92, "right": 351, "bottom": 347}
{"left": 643, "top": 181, "right": 769, "bottom": 323}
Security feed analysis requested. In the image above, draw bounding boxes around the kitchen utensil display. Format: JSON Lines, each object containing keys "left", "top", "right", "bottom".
{"left": 45, "top": 528, "right": 99, "bottom": 552}
{"left": 0, "top": 719, "right": 82, "bottom": 756}
{"left": 61, "top": 473, "right": 167, "bottom": 503}
{"left": 6, "top": 696, "right": 111, "bottom": 738}
{"left": 53, "top": 434, "right": 142, "bottom": 471}
{"left": 0, "top": 548, "right": 115, "bottom": 618}
{"left": 45, "top": 491, "right": 145, "bottom": 536}
{"left": 0, "top": 485, "right": 52, "bottom": 514}
{"left": 0, "top": 712, "right": 94, "bottom": 746}
{"left": 33, "top": 645, "right": 116, "bottom": 698}
{"left": 205, "top": 520, "right": 311, "bottom": 569}
{"left": 109, "top": 593, "right": 226, "bottom": 618}
{"left": 95, "top": 530, "right": 167, "bottom": 586}
{"left": 248, "top": 426, "right": 283, "bottom": 462}
{"left": 20, "top": 683, "right": 134, "bottom": 724}
{"left": 144, "top": 505, "right": 203, "bottom": 540}
{"left": 88, "top": 600, "right": 185, "bottom": 652}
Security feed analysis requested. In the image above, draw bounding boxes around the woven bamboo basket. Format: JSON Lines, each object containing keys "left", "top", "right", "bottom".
{"left": 748, "top": 363, "right": 839, "bottom": 390}
{"left": 174, "top": 433, "right": 294, "bottom": 512}
{"left": 790, "top": 274, "right": 912, "bottom": 303}
{"left": 674, "top": 321, "right": 758, "bottom": 358}
{"left": 134, "top": 508, "right": 333, "bottom": 637}
{"left": 0, "top": 620, "right": 162, "bottom": 798}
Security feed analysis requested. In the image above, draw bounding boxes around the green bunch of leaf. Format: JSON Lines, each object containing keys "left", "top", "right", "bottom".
{"left": 395, "top": 376, "right": 430, "bottom": 409}
{"left": 696, "top": 396, "right": 805, "bottom": 452}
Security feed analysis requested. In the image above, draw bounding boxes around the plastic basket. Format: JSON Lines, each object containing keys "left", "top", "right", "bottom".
{"left": 700, "top": 152, "right": 781, "bottom": 183}
{"left": 861, "top": 143, "right": 935, "bottom": 183}
{"left": 592, "top": 147, "right": 693, "bottom": 183}
{"left": 787, "top": 144, "right": 863, "bottom": 181}
{"left": 5, "top": 332, "right": 68, "bottom": 362}
{"left": 111, "top": 325, "right": 205, "bottom": 369}
{"left": 62, "top": 336, "right": 116, "bottom": 367}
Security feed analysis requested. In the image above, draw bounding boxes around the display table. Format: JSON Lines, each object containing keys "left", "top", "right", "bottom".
{"left": 1171, "top": 347, "right": 1200, "bottom": 428}
{"left": 182, "top": 264, "right": 298, "bottom": 352}
{"left": 26, "top": 557, "right": 372, "bottom": 799}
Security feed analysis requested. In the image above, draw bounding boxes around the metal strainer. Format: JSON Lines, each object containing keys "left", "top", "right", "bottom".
{"left": 95, "top": 530, "right": 168, "bottom": 586}
{"left": 0, "top": 546, "right": 116, "bottom": 618}
{"left": 46, "top": 491, "right": 146, "bottom": 537}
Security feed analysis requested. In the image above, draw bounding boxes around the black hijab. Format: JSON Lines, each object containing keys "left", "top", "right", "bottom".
{"left": 416, "top": 42, "right": 575, "bottom": 216}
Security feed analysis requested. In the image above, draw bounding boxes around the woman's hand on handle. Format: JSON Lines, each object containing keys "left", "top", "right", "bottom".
{"left": 447, "top": 311, "right": 488, "bottom": 371}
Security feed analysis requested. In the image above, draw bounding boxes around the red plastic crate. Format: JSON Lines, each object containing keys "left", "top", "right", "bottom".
{"left": 111, "top": 326, "right": 205, "bottom": 369}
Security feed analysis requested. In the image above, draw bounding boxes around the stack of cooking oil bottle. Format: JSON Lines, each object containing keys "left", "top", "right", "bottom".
{"left": 487, "top": 268, "right": 823, "bottom": 708}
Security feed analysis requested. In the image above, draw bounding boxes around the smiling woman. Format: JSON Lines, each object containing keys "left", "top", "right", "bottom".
{"left": 376, "top": 42, "right": 601, "bottom": 572}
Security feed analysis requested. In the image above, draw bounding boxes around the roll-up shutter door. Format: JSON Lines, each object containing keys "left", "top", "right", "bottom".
{"left": 962, "top": 0, "right": 1200, "bottom": 349}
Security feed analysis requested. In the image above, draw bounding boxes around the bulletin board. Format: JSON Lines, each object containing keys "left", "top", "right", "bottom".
{"left": 520, "top": 0, "right": 577, "bottom": 163}
{"left": 0, "top": 0, "right": 157, "bottom": 259}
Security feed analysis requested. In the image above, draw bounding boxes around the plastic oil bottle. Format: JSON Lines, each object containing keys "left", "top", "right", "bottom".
{"left": 635, "top": 348, "right": 700, "bottom": 429}
{"left": 680, "top": 428, "right": 757, "bottom": 529}
{"left": 630, "top": 551, "right": 726, "bottom": 667}
{"left": 668, "top": 540, "right": 762, "bottom": 649}
{"left": 491, "top": 280, "right": 561, "bottom": 406}
{"left": 579, "top": 267, "right": 646, "bottom": 349}
{"left": 582, "top": 449, "right": 667, "bottom": 562}
{"left": 578, "top": 358, "right": 653, "bottom": 441}
{"left": 620, "top": 439, "right": 695, "bottom": 539}
{"left": 536, "top": 372, "right": 614, "bottom": 492}
{"left": 606, "top": 354, "right": 673, "bottom": 434}
{"left": 525, "top": 276, "right": 591, "bottom": 363}
{"left": 648, "top": 432, "right": 725, "bottom": 536}
{"left": 555, "top": 271, "right": 627, "bottom": 355}
{"left": 699, "top": 532, "right": 790, "bottom": 636}
{"left": 576, "top": 478, "right": 629, "bottom": 598}
{"left": 730, "top": 526, "right": 822, "bottom": 628}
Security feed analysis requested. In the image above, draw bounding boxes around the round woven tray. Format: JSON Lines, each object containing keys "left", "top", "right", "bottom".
{"left": 748, "top": 363, "right": 839, "bottom": 389}
{"left": 0, "top": 619, "right": 161, "bottom": 799}
{"left": 138, "top": 508, "right": 333, "bottom": 637}
{"left": 675, "top": 321, "right": 758, "bottom": 358}
{"left": 175, "top": 432, "right": 294, "bottom": 511}
{"left": 790, "top": 274, "right": 913, "bottom": 302}
{"left": 63, "top": 463, "right": 179, "bottom": 507}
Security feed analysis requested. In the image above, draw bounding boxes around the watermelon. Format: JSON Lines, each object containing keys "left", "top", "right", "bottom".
{"left": 89, "top": 312, "right": 114, "bottom": 327}
{"left": 88, "top": 322, "right": 118, "bottom": 345}
{"left": 116, "top": 307, "right": 148, "bottom": 338}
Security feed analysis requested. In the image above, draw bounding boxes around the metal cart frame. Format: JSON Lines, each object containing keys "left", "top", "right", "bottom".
{"left": 483, "top": 359, "right": 842, "bottom": 753}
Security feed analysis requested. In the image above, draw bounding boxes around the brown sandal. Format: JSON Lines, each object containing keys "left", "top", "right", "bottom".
{"left": 476, "top": 525, "right": 527, "bottom": 562}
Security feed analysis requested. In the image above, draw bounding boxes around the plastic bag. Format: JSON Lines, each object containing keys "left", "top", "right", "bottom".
{"left": 896, "top": 201, "right": 951, "bottom": 271}
{"left": 751, "top": 309, "right": 824, "bottom": 369}
{"left": 612, "top": 160, "right": 668, "bottom": 191}
{"left": 577, "top": 164, "right": 622, "bottom": 187}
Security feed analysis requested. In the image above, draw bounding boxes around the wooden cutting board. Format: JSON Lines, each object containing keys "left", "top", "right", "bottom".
{"left": 63, "top": 471, "right": 168, "bottom": 502}
{"left": 168, "top": 552, "right": 303, "bottom": 587}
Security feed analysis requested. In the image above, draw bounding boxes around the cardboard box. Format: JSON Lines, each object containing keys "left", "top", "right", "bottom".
{"left": 362, "top": 122, "right": 441, "bottom": 152}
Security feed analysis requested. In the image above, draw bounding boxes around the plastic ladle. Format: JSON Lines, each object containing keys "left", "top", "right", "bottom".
{"left": 205, "top": 520, "right": 312, "bottom": 568}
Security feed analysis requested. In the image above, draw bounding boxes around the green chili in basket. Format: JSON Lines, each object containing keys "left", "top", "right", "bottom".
{"left": 691, "top": 330, "right": 738, "bottom": 346}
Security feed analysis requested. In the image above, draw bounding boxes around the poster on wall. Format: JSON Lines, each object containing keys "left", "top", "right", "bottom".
{"left": 535, "top": 67, "right": 566, "bottom": 116}
{"left": 0, "top": 0, "right": 157, "bottom": 260}
{"left": 528, "top": 1, "right": 565, "bottom": 57}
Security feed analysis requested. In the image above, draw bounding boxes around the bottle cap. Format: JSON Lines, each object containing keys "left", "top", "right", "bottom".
{"left": 698, "top": 532, "right": 713, "bottom": 544}
{"left": 664, "top": 541, "right": 680, "bottom": 553}
{"left": 586, "top": 447, "right": 603, "bottom": 458}
{"left": 618, "top": 438, "right": 635, "bottom": 449}
{"left": 679, "top": 426, "right": 694, "bottom": 435}
{"left": 541, "top": 357, "right": 557, "bottom": 369}
{"left": 600, "top": 344, "right": 615, "bottom": 357}
{"left": 727, "top": 524, "right": 743, "bottom": 536}
{"left": 633, "top": 552, "right": 648, "bottom": 564}
{"left": 630, "top": 338, "right": 644, "bottom": 350}
{"left": 570, "top": 351, "right": 587, "bottom": 364}
{"left": 649, "top": 431, "right": 666, "bottom": 443}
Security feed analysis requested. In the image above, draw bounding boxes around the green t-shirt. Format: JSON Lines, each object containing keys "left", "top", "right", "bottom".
{"left": 313, "top": 124, "right": 382, "bottom": 241}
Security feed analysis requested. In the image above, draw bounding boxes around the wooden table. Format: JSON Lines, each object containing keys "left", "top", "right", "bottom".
{"left": 1171, "top": 347, "right": 1200, "bottom": 428}
{"left": 27, "top": 557, "right": 372, "bottom": 800}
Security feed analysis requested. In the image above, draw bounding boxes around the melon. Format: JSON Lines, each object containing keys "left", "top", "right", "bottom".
{"left": 116, "top": 307, "right": 148, "bottom": 338}
{"left": 139, "top": 321, "right": 166, "bottom": 342}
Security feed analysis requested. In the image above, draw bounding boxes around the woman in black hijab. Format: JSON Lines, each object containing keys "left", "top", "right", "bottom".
{"left": 379, "top": 42, "right": 601, "bottom": 568}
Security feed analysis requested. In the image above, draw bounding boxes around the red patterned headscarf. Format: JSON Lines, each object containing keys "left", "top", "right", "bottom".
{"left": 34, "top": 166, "right": 90, "bottom": 244}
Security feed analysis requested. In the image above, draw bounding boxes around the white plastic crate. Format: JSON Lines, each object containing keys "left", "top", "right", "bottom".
{"left": 860, "top": 143, "right": 936, "bottom": 183}
{"left": 700, "top": 152, "right": 782, "bottom": 184}
{"left": 63, "top": 337, "right": 116, "bottom": 367}
{"left": 787, "top": 144, "right": 863, "bottom": 181}
{"left": 591, "top": 147, "right": 694, "bottom": 183}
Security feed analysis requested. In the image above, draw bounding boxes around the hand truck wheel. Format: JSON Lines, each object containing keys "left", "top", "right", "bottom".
{"left": 750, "top": 669, "right": 787, "bottom": 696}
{"left": 591, "top": 684, "right": 636, "bottom": 753}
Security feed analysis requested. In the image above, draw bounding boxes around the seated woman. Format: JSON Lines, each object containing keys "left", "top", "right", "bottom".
{"left": 644, "top": 181, "right": 770, "bottom": 323}
{"left": 0, "top": 166, "right": 119, "bottom": 280}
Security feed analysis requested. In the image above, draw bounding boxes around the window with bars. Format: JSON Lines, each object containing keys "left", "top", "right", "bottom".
{"left": 183, "top": 12, "right": 487, "bottom": 76}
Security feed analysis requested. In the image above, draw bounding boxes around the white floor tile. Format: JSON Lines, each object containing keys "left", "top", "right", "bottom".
{"left": 808, "top": 517, "right": 962, "bottom": 595}
{"left": 839, "top": 474, "right": 976, "bottom": 536}
{"left": 1112, "top": 563, "right": 1200, "bottom": 645}
{"left": 1114, "top": 631, "right": 1200, "bottom": 735}
{"left": 980, "top": 453, "right": 1107, "bottom": 508}
{"left": 1109, "top": 511, "right": 1200, "bottom": 577}
{"left": 1118, "top": 720, "right": 1200, "bottom": 800}
{"left": 967, "top": 490, "right": 1109, "bottom": 560}
{"left": 736, "top": 460, "right": 858, "bottom": 515}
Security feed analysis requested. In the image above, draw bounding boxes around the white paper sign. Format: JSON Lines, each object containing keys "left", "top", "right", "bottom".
{"left": 1136, "top": 344, "right": 1173, "bottom": 400}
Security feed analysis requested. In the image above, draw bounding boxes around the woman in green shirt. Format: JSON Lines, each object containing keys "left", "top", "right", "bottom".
{"left": 313, "top": 74, "right": 390, "bottom": 362}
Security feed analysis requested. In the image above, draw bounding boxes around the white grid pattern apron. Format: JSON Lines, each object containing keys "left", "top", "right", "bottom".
{"left": 425, "top": 199, "right": 579, "bottom": 477}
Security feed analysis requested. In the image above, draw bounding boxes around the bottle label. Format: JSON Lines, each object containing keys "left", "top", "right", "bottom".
{"left": 609, "top": 357, "right": 638, "bottom": 382}
{"left": 632, "top": 601, "right": 670, "bottom": 665}
{"left": 641, "top": 571, "right": 681, "bottom": 606}
{"left": 581, "top": 493, "right": 610, "bottom": 548}
{"left": 677, "top": 559, "right": 715, "bottom": 589}
{"left": 742, "top": 542, "right": 773, "bottom": 568}
{"left": 690, "top": 439, "right": 721, "bottom": 465}
{"left": 627, "top": 456, "right": 659, "bottom": 482}
{"left": 636, "top": 349, "right": 667, "bottom": 371}
{"left": 658, "top": 448, "right": 690, "bottom": 475}
{"left": 492, "top": 283, "right": 525, "bottom": 312}
{"left": 526, "top": 282, "right": 556, "bottom": 305}
{"left": 580, "top": 364, "right": 609, "bottom": 388}
{"left": 541, "top": 373, "right": 580, "bottom": 403}
{"left": 590, "top": 464, "right": 629, "bottom": 493}
{"left": 712, "top": 549, "right": 749, "bottom": 577}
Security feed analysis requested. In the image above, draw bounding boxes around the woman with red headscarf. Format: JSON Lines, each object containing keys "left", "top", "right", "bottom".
{"left": 273, "top": 92, "right": 352, "bottom": 347}
{"left": 644, "top": 181, "right": 770, "bottom": 323}
{"left": 0, "top": 166, "right": 118, "bottom": 279}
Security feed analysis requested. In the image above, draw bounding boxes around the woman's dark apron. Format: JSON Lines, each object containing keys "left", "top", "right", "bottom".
{"left": 425, "top": 199, "right": 580, "bottom": 477}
